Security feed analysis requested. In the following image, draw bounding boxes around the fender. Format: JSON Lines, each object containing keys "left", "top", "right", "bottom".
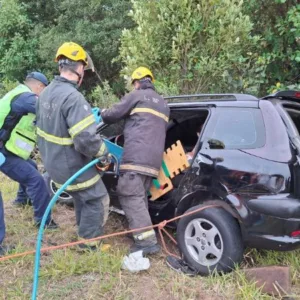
{"left": 175, "top": 189, "right": 240, "bottom": 220}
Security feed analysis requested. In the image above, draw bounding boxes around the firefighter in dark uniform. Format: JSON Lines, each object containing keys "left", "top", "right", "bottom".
{"left": 36, "top": 42, "right": 110, "bottom": 249}
{"left": 101, "top": 67, "right": 170, "bottom": 254}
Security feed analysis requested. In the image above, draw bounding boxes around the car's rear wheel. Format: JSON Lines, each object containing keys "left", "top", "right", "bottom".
{"left": 176, "top": 204, "right": 243, "bottom": 275}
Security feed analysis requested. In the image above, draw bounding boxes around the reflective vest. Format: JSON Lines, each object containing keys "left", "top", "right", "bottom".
{"left": 0, "top": 84, "right": 37, "bottom": 160}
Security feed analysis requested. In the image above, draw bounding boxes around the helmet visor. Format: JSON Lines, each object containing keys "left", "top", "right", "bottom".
{"left": 84, "top": 52, "right": 95, "bottom": 72}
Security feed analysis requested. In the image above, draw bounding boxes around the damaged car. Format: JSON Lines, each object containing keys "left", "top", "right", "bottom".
{"left": 50, "top": 91, "right": 300, "bottom": 275}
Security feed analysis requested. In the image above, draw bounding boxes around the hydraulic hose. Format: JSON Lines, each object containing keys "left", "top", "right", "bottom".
{"left": 32, "top": 158, "right": 100, "bottom": 300}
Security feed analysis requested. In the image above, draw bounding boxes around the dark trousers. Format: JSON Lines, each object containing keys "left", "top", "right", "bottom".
{"left": 0, "top": 152, "right": 51, "bottom": 223}
{"left": 117, "top": 172, "right": 157, "bottom": 247}
{"left": 14, "top": 158, "right": 37, "bottom": 204}
{"left": 0, "top": 192, "right": 5, "bottom": 244}
{"left": 69, "top": 180, "right": 107, "bottom": 240}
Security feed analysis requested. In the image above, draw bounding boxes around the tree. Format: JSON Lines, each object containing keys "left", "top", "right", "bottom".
{"left": 37, "top": 0, "right": 134, "bottom": 92}
{"left": 0, "top": 0, "right": 39, "bottom": 81}
{"left": 243, "top": 0, "right": 300, "bottom": 93}
{"left": 118, "top": 0, "right": 261, "bottom": 94}
{"left": 0, "top": 0, "right": 133, "bottom": 94}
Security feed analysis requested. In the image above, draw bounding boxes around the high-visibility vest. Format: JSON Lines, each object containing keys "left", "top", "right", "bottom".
{"left": 0, "top": 84, "right": 37, "bottom": 160}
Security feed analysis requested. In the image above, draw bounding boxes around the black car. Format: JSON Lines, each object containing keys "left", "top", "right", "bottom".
{"left": 51, "top": 91, "right": 300, "bottom": 275}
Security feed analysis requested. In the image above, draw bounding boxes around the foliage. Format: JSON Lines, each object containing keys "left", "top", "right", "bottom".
{"left": 89, "top": 81, "right": 119, "bottom": 108}
{"left": 37, "top": 0, "right": 134, "bottom": 91}
{"left": 269, "top": 81, "right": 300, "bottom": 94}
{"left": 154, "top": 81, "right": 179, "bottom": 97}
{"left": 118, "top": 0, "right": 261, "bottom": 94}
{"left": 0, "top": 0, "right": 38, "bottom": 81}
{"left": 243, "top": 0, "right": 300, "bottom": 94}
{"left": 0, "top": 0, "right": 133, "bottom": 94}
{"left": 0, "top": 0, "right": 299, "bottom": 97}
{"left": 0, "top": 79, "right": 18, "bottom": 98}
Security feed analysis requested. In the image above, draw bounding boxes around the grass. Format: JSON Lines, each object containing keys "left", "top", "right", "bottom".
{"left": 0, "top": 173, "right": 300, "bottom": 299}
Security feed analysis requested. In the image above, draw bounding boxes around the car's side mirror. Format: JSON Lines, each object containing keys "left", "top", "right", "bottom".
{"left": 207, "top": 139, "right": 225, "bottom": 149}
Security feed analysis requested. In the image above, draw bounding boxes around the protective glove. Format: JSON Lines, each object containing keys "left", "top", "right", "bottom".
{"left": 92, "top": 107, "right": 102, "bottom": 124}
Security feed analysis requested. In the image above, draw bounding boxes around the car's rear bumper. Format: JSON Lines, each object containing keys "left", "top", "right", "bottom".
{"left": 245, "top": 233, "right": 300, "bottom": 251}
{"left": 243, "top": 214, "right": 300, "bottom": 251}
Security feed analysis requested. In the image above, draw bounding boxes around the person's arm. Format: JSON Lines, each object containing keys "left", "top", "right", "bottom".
{"left": 12, "top": 92, "right": 37, "bottom": 114}
{"left": 101, "top": 93, "right": 137, "bottom": 124}
{"left": 62, "top": 92, "right": 107, "bottom": 158}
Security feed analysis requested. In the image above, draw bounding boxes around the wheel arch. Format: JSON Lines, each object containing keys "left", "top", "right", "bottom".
{"left": 175, "top": 190, "right": 240, "bottom": 221}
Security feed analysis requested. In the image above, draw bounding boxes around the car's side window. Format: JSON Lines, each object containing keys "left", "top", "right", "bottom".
{"left": 203, "top": 108, "right": 266, "bottom": 150}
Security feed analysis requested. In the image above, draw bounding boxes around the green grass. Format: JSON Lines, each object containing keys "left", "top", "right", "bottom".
{"left": 1, "top": 173, "right": 300, "bottom": 299}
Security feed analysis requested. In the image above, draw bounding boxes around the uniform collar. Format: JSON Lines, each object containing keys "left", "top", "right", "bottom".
{"left": 138, "top": 80, "right": 155, "bottom": 91}
{"left": 54, "top": 76, "right": 78, "bottom": 88}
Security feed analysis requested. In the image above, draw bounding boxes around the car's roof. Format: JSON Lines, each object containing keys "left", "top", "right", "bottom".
{"left": 164, "top": 94, "right": 259, "bottom": 108}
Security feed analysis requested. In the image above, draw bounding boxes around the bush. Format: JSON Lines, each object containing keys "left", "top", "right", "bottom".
{"left": 88, "top": 81, "right": 119, "bottom": 109}
{"left": 118, "top": 0, "right": 261, "bottom": 94}
{"left": 0, "top": 79, "right": 18, "bottom": 98}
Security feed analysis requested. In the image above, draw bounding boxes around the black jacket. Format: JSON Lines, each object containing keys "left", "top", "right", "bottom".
{"left": 101, "top": 82, "right": 170, "bottom": 177}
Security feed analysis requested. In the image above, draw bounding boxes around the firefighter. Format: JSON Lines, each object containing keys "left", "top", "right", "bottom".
{"left": 0, "top": 72, "right": 57, "bottom": 229}
{"left": 36, "top": 42, "right": 110, "bottom": 249}
{"left": 101, "top": 67, "right": 170, "bottom": 254}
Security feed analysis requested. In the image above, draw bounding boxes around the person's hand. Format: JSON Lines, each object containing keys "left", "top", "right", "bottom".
{"left": 92, "top": 107, "right": 102, "bottom": 124}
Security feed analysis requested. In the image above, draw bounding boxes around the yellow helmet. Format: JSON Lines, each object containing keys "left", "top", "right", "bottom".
{"left": 55, "top": 42, "right": 88, "bottom": 65}
{"left": 131, "top": 67, "right": 154, "bottom": 83}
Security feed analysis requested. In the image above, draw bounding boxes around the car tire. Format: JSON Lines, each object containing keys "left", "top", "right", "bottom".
{"left": 43, "top": 172, "right": 74, "bottom": 207}
{"left": 176, "top": 204, "right": 244, "bottom": 275}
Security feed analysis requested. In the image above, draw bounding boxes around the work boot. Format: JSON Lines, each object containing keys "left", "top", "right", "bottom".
{"left": 130, "top": 243, "right": 161, "bottom": 255}
{"left": 126, "top": 232, "right": 134, "bottom": 240}
{"left": 0, "top": 245, "right": 15, "bottom": 257}
{"left": 35, "top": 219, "right": 59, "bottom": 230}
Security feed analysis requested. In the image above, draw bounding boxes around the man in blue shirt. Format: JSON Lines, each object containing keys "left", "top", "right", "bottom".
{"left": 0, "top": 73, "right": 58, "bottom": 244}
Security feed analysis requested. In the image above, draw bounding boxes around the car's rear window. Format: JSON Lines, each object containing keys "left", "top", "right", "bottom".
{"left": 207, "top": 107, "right": 265, "bottom": 149}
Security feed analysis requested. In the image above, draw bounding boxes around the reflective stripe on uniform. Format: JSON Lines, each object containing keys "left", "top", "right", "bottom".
{"left": 37, "top": 128, "right": 73, "bottom": 145}
{"left": 95, "top": 142, "right": 107, "bottom": 157}
{"left": 133, "top": 229, "right": 156, "bottom": 241}
{"left": 130, "top": 108, "right": 169, "bottom": 122}
{"left": 68, "top": 114, "right": 95, "bottom": 138}
{"left": 120, "top": 164, "right": 159, "bottom": 177}
{"left": 54, "top": 174, "right": 100, "bottom": 191}
{"left": 15, "top": 139, "right": 34, "bottom": 153}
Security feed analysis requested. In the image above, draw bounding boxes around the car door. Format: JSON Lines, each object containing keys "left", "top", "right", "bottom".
{"left": 175, "top": 106, "right": 269, "bottom": 205}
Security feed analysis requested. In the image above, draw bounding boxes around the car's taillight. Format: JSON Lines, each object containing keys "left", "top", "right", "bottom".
{"left": 291, "top": 230, "right": 300, "bottom": 237}
{"left": 295, "top": 92, "right": 300, "bottom": 99}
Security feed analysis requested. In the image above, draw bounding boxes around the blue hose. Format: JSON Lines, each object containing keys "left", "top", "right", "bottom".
{"left": 31, "top": 158, "right": 100, "bottom": 300}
